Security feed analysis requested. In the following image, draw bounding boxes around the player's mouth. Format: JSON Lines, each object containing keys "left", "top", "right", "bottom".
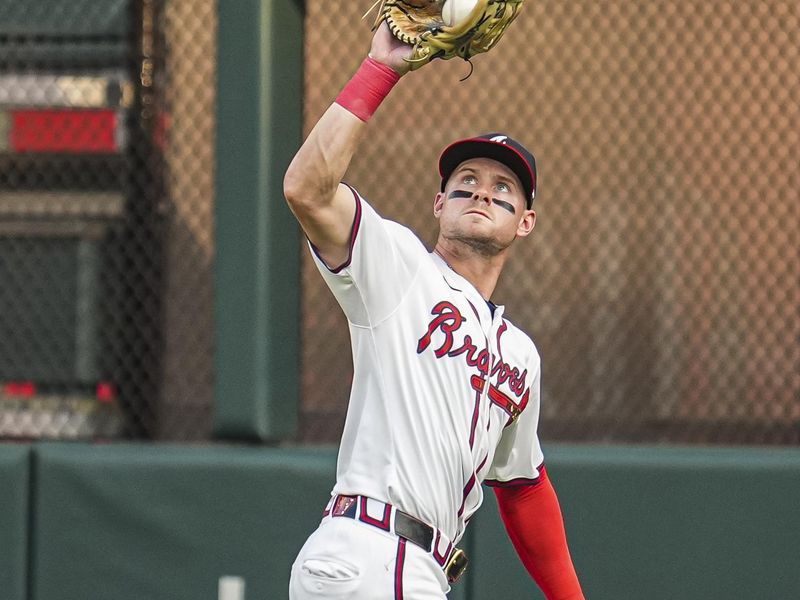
{"left": 464, "top": 209, "right": 492, "bottom": 220}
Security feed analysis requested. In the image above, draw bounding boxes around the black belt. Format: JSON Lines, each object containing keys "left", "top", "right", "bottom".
{"left": 326, "top": 494, "right": 469, "bottom": 584}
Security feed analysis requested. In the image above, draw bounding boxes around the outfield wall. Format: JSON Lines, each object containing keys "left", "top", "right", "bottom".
{"left": 2, "top": 443, "right": 799, "bottom": 600}
{"left": 0, "top": 445, "right": 29, "bottom": 600}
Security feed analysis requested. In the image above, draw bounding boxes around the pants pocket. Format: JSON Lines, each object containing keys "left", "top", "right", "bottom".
{"left": 301, "top": 557, "right": 359, "bottom": 580}
{"left": 291, "top": 557, "right": 362, "bottom": 598}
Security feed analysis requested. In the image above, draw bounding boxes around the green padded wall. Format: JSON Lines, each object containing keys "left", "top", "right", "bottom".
{"left": 469, "top": 445, "right": 800, "bottom": 600}
{"left": 26, "top": 443, "right": 800, "bottom": 600}
{"left": 30, "top": 443, "right": 336, "bottom": 600}
{"left": 0, "top": 444, "right": 30, "bottom": 600}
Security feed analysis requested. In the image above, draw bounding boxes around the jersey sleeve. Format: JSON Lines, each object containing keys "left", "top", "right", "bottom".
{"left": 308, "top": 184, "right": 425, "bottom": 326}
{"left": 485, "top": 352, "right": 545, "bottom": 486}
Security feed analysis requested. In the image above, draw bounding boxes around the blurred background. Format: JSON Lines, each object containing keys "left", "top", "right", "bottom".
{"left": 301, "top": 1, "right": 799, "bottom": 445}
{"left": 0, "top": 1, "right": 798, "bottom": 599}
{"left": 0, "top": 0, "right": 796, "bottom": 445}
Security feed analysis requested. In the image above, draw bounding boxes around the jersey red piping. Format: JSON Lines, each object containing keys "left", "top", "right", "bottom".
{"left": 308, "top": 183, "right": 362, "bottom": 274}
{"left": 394, "top": 538, "right": 406, "bottom": 600}
{"left": 484, "top": 462, "right": 547, "bottom": 488}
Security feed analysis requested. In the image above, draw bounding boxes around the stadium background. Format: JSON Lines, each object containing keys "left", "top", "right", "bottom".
{"left": 0, "top": 0, "right": 798, "bottom": 598}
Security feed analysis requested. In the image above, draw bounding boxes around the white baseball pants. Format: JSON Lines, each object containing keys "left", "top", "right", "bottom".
{"left": 289, "top": 515, "right": 450, "bottom": 599}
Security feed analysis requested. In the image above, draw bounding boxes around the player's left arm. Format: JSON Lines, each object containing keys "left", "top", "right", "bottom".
{"left": 485, "top": 354, "right": 585, "bottom": 600}
{"left": 492, "top": 468, "right": 585, "bottom": 600}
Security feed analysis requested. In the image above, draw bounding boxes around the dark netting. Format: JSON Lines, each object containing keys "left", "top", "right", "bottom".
{"left": 299, "top": 0, "right": 799, "bottom": 444}
{"left": 0, "top": 0, "right": 215, "bottom": 440}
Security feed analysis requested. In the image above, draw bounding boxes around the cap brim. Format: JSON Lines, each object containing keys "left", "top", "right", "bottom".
{"left": 439, "top": 138, "right": 535, "bottom": 206}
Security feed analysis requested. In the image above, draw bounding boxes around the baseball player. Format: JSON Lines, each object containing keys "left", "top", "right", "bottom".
{"left": 284, "top": 21, "right": 584, "bottom": 600}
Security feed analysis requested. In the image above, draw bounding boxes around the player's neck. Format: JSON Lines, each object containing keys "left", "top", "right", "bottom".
{"left": 433, "top": 241, "right": 506, "bottom": 301}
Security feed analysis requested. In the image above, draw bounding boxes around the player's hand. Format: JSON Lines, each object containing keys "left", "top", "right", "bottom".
{"left": 369, "top": 21, "right": 413, "bottom": 76}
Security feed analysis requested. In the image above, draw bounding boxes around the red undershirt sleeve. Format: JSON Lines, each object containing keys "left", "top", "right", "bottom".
{"left": 492, "top": 466, "right": 585, "bottom": 600}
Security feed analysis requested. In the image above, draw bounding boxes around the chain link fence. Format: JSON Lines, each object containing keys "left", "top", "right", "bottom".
{"left": 0, "top": 0, "right": 215, "bottom": 440}
{"left": 0, "top": 1, "right": 797, "bottom": 445}
{"left": 300, "top": 0, "right": 799, "bottom": 444}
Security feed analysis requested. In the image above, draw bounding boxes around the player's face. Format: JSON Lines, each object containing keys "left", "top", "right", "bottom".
{"left": 434, "top": 158, "right": 536, "bottom": 256}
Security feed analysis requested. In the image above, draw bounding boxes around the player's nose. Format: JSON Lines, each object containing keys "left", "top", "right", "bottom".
{"left": 472, "top": 189, "right": 491, "bottom": 204}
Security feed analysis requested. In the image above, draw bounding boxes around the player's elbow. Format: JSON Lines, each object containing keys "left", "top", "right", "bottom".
{"left": 283, "top": 165, "right": 338, "bottom": 216}
{"left": 283, "top": 165, "right": 307, "bottom": 209}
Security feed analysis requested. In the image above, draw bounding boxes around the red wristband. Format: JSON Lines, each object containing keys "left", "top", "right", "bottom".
{"left": 335, "top": 57, "right": 401, "bottom": 122}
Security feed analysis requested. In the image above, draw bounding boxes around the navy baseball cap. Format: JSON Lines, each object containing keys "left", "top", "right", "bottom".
{"left": 438, "top": 133, "right": 538, "bottom": 208}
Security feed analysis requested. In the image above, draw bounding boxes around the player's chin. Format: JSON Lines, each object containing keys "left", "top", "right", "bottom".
{"left": 452, "top": 225, "right": 493, "bottom": 246}
{"left": 456, "top": 216, "right": 496, "bottom": 237}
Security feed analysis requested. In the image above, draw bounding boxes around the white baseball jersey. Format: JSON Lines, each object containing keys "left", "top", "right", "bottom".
{"left": 310, "top": 185, "right": 544, "bottom": 544}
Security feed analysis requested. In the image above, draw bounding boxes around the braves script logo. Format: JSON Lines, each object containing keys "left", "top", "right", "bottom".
{"left": 417, "top": 301, "right": 530, "bottom": 424}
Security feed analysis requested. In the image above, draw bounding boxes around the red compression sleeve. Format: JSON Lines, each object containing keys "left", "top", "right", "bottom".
{"left": 493, "top": 467, "right": 585, "bottom": 600}
{"left": 335, "top": 57, "right": 401, "bottom": 122}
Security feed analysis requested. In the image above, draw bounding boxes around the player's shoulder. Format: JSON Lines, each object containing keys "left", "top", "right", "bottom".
{"left": 383, "top": 216, "right": 421, "bottom": 243}
{"left": 499, "top": 315, "right": 541, "bottom": 366}
{"left": 354, "top": 187, "right": 430, "bottom": 256}
{"left": 382, "top": 215, "right": 430, "bottom": 262}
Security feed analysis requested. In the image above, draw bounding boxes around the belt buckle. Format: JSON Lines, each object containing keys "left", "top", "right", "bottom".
{"left": 444, "top": 548, "right": 468, "bottom": 584}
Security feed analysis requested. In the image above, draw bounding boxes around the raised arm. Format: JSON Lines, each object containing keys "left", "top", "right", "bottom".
{"left": 283, "top": 23, "right": 412, "bottom": 268}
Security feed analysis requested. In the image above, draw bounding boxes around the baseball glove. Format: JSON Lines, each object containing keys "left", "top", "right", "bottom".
{"left": 367, "top": 0, "right": 525, "bottom": 71}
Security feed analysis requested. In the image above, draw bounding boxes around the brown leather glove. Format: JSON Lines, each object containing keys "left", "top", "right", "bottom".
{"left": 368, "top": 0, "right": 525, "bottom": 71}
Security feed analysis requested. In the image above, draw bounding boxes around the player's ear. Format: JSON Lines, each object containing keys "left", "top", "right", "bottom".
{"left": 433, "top": 192, "right": 445, "bottom": 218}
{"left": 516, "top": 209, "right": 536, "bottom": 238}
